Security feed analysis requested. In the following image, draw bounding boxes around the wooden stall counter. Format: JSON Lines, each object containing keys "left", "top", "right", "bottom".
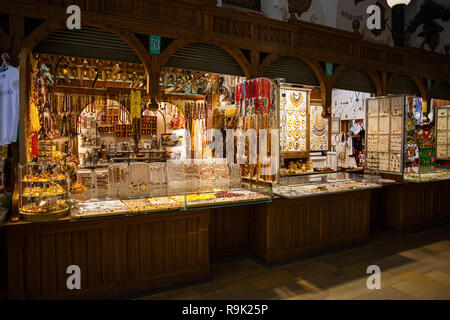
{"left": 381, "top": 179, "right": 450, "bottom": 232}
{"left": 3, "top": 209, "right": 210, "bottom": 299}
{"left": 250, "top": 190, "right": 372, "bottom": 266}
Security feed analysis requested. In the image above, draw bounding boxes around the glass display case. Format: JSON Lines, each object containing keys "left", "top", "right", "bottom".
{"left": 403, "top": 168, "right": 450, "bottom": 183}
{"left": 273, "top": 172, "right": 382, "bottom": 198}
{"left": 19, "top": 163, "right": 70, "bottom": 222}
{"left": 68, "top": 160, "right": 271, "bottom": 220}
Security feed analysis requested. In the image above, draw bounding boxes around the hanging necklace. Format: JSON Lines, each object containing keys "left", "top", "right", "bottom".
{"left": 289, "top": 92, "right": 303, "bottom": 108}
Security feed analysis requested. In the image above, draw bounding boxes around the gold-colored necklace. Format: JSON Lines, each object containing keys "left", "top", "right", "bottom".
{"left": 289, "top": 92, "right": 303, "bottom": 108}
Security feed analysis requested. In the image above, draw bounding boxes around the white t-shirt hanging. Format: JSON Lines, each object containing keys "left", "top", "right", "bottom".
{"left": 0, "top": 66, "right": 19, "bottom": 145}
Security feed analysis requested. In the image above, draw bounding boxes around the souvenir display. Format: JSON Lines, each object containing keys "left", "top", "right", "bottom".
{"left": 199, "top": 161, "right": 215, "bottom": 182}
{"left": 390, "top": 153, "right": 401, "bottom": 173}
{"left": 390, "top": 116, "right": 402, "bottom": 134}
{"left": 436, "top": 106, "right": 450, "bottom": 160}
{"left": 332, "top": 89, "right": 370, "bottom": 120}
{"left": 76, "top": 169, "right": 94, "bottom": 189}
{"left": 378, "top": 135, "right": 390, "bottom": 153}
{"left": 122, "top": 196, "right": 184, "bottom": 213}
{"left": 129, "top": 162, "right": 150, "bottom": 188}
{"left": 213, "top": 162, "right": 230, "bottom": 180}
{"left": 71, "top": 200, "right": 130, "bottom": 220}
{"left": 183, "top": 162, "right": 200, "bottom": 182}
{"left": 367, "top": 135, "right": 378, "bottom": 152}
{"left": 18, "top": 163, "right": 70, "bottom": 221}
{"left": 185, "top": 189, "right": 270, "bottom": 208}
{"left": 379, "top": 117, "right": 390, "bottom": 134}
{"left": 414, "top": 126, "right": 436, "bottom": 169}
{"left": 390, "top": 135, "right": 402, "bottom": 152}
{"left": 149, "top": 163, "right": 167, "bottom": 185}
{"left": 93, "top": 168, "right": 109, "bottom": 190}
{"left": 367, "top": 99, "right": 378, "bottom": 116}
{"left": 280, "top": 88, "right": 307, "bottom": 152}
{"left": 368, "top": 117, "right": 378, "bottom": 134}
{"left": 273, "top": 173, "right": 381, "bottom": 198}
{"left": 167, "top": 160, "right": 185, "bottom": 184}
{"left": 379, "top": 153, "right": 389, "bottom": 171}
{"left": 229, "top": 164, "right": 242, "bottom": 187}
{"left": 108, "top": 163, "right": 129, "bottom": 186}
{"left": 310, "top": 105, "right": 328, "bottom": 151}
{"left": 365, "top": 96, "right": 404, "bottom": 174}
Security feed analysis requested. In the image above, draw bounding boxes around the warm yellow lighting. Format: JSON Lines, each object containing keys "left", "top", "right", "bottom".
{"left": 387, "top": 0, "right": 411, "bottom": 8}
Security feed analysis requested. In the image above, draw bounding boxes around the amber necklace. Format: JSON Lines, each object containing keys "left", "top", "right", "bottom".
{"left": 289, "top": 92, "right": 303, "bottom": 108}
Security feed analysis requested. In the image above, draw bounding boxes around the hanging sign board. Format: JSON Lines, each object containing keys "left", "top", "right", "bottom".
{"left": 149, "top": 35, "right": 161, "bottom": 54}
{"left": 326, "top": 62, "right": 333, "bottom": 77}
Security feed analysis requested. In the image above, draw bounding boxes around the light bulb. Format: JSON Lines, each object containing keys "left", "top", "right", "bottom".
{"left": 386, "top": 0, "right": 411, "bottom": 8}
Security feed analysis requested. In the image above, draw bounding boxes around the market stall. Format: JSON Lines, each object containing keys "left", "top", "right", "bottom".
{"left": 365, "top": 95, "right": 450, "bottom": 232}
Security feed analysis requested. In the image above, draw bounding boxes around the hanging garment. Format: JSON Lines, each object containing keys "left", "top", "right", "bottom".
{"left": 0, "top": 66, "right": 19, "bottom": 145}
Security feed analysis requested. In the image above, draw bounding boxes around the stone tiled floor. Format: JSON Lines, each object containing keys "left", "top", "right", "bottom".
{"left": 138, "top": 225, "right": 450, "bottom": 300}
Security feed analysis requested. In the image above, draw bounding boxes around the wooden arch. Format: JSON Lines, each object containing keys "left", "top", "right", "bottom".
{"left": 159, "top": 39, "right": 252, "bottom": 79}
{"left": 21, "top": 18, "right": 151, "bottom": 74}
{"left": 330, "top": 64, "right": 382, "bottom": 96}
{"left": 386, "top": 73, "right": 427, "bottom": 99}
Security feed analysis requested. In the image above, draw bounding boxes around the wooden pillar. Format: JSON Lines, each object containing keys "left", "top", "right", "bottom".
{"left": 149, "top": 54, "right": 161, "bottom": 108}
{"left": 250, "top": 50, "right": 260, "bottom": 79}
{"left": 9, "top": 15, "right": 24, "bottom": 67}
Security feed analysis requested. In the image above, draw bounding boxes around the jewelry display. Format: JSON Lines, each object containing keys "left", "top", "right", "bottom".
{"left": 367, "top": 135, "right": 378, "bottom": 152}
{"left": 378, "top": 135, "right": 389, "bottom": 153}
{"left": 435, "top": 107, "right": 450, "bottom": 159}
{"left": 390, "top": 153, "right": 401, "bottom": 173}
{"left": 380, "top": 98, "right": 390, "bottom": 115}
{"left": 379, "top": 116, "right": 390, "bottom": 134}
{"left": 368, "top": 117, "right": 378, "bottom": 134}
{"left": 390, "top": 135, "right": 402, "bottom": 152}
{"left": 365, "top": 152, "right": 379, "bottom": 170}
{"left": 365, "top": 96, "right": 405, "bottom": 175}
{"left": 391, "top": 97, "right": 403, "bottom": 115}
{"left": 367, "top": 99, "right": 378, "bottom": 116}
{"left": 310, "top": 105, "right": 328, "bottom": 151}
{"left": 390, "top": 116, "right": 402, "bottom": 134}
{"left": 280, "top": 88, "right": 307, "bottom": 152}
{"left": 379, "top": 153, "right": 389, "bottom": 171}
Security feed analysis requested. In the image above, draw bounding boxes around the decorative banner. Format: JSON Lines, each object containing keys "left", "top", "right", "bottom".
{"left": 149, "top": 35, "right": 161, "bottom": 54}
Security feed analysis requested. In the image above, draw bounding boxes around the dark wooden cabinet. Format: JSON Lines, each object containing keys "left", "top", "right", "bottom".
{"left": 209, "top": 205, "right": 251, "bottom": 261}
{"left": 250, "top": 191, "right": 372, "bottom": 265}
{"left": 5, "top": 210, "right": 210, "bottom": 299}
{"left": 381, "top": 180, "right": 450, "bottom": 232}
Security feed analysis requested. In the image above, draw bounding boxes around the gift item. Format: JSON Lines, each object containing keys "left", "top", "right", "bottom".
{"left": 76, "top": 169, "right": 93, "bottom": 189}
{"left": 108, "top": 163, "right": 129, "bottom": 186}
{"left": 94, "top": 168, "right": 109, "bottom": 189}
{"left": 213, "top": 162, "right": 230, "bottom": 180}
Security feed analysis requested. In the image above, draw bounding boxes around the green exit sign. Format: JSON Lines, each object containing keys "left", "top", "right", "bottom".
{"left": 326, "top": 62, "right": 333, "bottom": 77}
{"left": 150, "top": 35, "right": 161, "bottom": 54}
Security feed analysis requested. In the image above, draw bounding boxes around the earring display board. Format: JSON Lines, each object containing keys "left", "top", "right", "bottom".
{"left": 436, "top": 106, "right": 450, "bottom": 159}
{"left": 365, "top": 95, "right": 405, "bottom": 175}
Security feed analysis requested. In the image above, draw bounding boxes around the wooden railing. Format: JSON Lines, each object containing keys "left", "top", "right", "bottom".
{"left": 0, "top": 0, "right": 449, "bottom": 82}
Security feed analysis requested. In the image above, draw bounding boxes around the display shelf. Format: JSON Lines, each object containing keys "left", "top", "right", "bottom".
{"left": 273, "top": 172, "right": 381, "bottom": 199}
{"left": 19, "top": 164, "right": 70, "bottom": 221}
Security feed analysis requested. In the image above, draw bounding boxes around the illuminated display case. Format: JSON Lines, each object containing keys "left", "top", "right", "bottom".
{"left": 273, "top": 172, "right": 382, "bottom": 199}
{"left": 69, "top": 160, "right": 271, "bottom": 220}
{"left": 403, "top": 168, "right": 450, "bottom": 183}
{"left": 18, "top": 163, "right": 70, "bottom": 222}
